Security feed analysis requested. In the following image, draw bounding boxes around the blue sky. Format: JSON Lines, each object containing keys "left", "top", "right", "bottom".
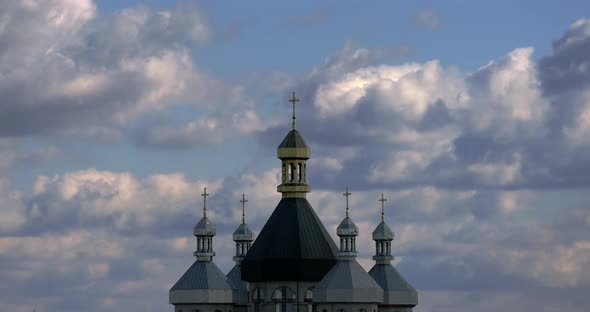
{"left": 1, "top": 1, "right": 589, "bottom": 312}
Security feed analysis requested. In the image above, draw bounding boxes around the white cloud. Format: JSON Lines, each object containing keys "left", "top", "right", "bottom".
{"left": 1, "top": 167, "right": 590, "bottom": 311}
{"left": 0, "top": 0, "right": 226, "bottom": 139}
{"left": 414, "top": 9, "right": 443, "bottom": 30}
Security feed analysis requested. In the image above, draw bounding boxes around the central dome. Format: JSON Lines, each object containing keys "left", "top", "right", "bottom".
{"left": 241, "top": 197, "right": 338, "bottom": 282}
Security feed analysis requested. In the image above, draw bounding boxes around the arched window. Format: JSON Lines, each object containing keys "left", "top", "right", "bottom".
{"left": 304, "top": 287, "right": 313, "bottom": 302}
{"left": 305, "top": 288, "right": 314, "bottom": 312}
{"left": 252, "top": 287, "right": 265, "bottom": 302}
{"left": 298, "top": 163, "right": 302, "bottom": 181}
{"left": 252, "top": 287, "right": 265, "bottom": 312}
{"left": 272, "top": 286, "right": 296, "bottom": 312}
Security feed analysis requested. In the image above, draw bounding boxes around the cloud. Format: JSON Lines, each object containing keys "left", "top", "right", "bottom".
{"left": 0, "top": 144, "right": 60, "bottom": 173}
{"left": 135, "top": 106, "right": 268, "bottom": 148}
{"left": 258, "top": 26, "right": 590, "bottom": 190}
{"left": 1, "top": 167, "right": 589, "bottom": 311}
{"left": 0, "top": 1, "right": 214, "bottom": 138}
{"left": 539, "top": 18, "right": 590, "bottom": 95}
{"left": 414, "top": 9, "right": 443, "bottom": 30}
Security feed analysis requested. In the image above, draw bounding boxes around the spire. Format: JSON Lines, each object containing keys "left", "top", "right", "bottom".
{"left": 373, "top": 193, "right": 394, "bottom": 264}
{"left": 343, "top": 187, "right": 351, "bottom": 217}
{"left": 277, "top": 92, "right": 311, "bottom": 198}
{"left": 289, "top": 92, "right": 299, "bottom": 130}
{"left": 240, "top": 193, "right": 247, "bottom": 224}
{"left": 193, "top": 187, "right": 216, "bottom": 262}
{"left": 379, "top": 193, "right": 387, "bottom": 222}
{"left": 233, "top": 193, "right": 254, "bottom": 265}
{"left": 336, "top": 187, "right": 359, "bottom": 260}
{"left": 201, "top": 187, "right": 209, "bottom": 218}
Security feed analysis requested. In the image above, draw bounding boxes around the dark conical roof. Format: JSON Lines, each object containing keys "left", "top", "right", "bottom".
{"left": 241, "top": 197, "right": 338, "bottom": 282}
{"left": 278, "top": 129, "right": 309, "bottom": 149}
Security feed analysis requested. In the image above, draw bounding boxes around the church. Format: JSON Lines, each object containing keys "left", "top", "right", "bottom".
{"left": 169, "top": 93, "right": 418, "bottom": 312}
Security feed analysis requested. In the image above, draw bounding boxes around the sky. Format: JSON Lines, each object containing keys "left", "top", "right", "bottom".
{"left": 0, "top": 0, "right": 589, "bottom": 311}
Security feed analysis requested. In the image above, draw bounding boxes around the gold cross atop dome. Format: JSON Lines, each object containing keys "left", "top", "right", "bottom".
{"left": 240, "top": 193, "right": 248, "bottom": 224}
{"left": 289, "top": 92, "right": 299, "bottom": 130}
{"left": 201, "top": 187, "right": 210, "bottom": 218}
{"left": 379, "top": 193, "right": 387, "bottom": 222}
{"left": 343, "top": 187, "right": 351, "bottom": 217}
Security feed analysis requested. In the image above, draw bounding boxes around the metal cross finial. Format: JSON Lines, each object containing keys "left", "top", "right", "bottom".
{"left": 201, "top": 187, "right": 210, "bottom": 218}
{"left": 240, "top": 193, "right": 248, "bottom": 224}
{"left": 379, "top": 193, "right": 387, "bottom": 222}
{"left": 343, "top": 187, "right": 351, "bottom": 217}
{"left": 289, "top": 92, "right": 299, "bottom": 130}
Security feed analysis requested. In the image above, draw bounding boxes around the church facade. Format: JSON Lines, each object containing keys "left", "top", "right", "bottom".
{"left": 169, "top": 93, "right": 418, "bottom": 312}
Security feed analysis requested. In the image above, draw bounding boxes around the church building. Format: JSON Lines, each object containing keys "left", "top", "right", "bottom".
{"left": 170, "top": 93, "right": 418, "bottom": 312}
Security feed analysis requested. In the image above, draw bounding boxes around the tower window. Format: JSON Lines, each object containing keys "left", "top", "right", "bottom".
{"left": 303, "top": 164, "right": 306, "bottom": 182}
{"left": 288, "top": 163, "right": 294, "bottom": 182}
{"left": 298, "top": 163, "right": 302, "bottom": 181}
{"left": 282, "top": 164, "right": 286, "bottom": 182}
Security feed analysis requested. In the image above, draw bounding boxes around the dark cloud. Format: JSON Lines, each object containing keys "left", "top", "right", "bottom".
{"left": 539, "top": 19, "right": 590, "bottom": 95}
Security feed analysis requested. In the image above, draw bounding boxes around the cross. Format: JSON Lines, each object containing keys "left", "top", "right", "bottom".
{"left": 288, "top": 92, "right": 299, "bottom": 130}
{"left": 379, "top": 193, "right": 387, "bottom": 222}
{"left": 201, "top": 187, "right": 210, "bottom": 218}
{"left": 240, "top": 193, "right": 248, "bottom": 224}
{"left": 343, "top": 187, "right": 351, "bottom": 217}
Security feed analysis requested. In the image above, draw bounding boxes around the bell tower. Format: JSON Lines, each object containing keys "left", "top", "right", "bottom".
{"left": 277, "top": 92, "right": 311, "bottom": 198}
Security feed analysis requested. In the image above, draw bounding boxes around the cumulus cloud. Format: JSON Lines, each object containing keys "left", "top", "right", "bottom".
{"left": 1, "top": 167, "right": 589, "bottom": 311}
{"left": 0, "top": 0, "right": 235, "bottom": 140}
{"left": 2, "top": 6, "right": 590, "bottom": 312}
{"left": 259, "top": 24, "right": 589, "bottom": 190}
{"left": 135, "top": 108, "right": 268, "bottom": 148}
{"left": 0, "top": 168, "right": 281, "bottom": 311}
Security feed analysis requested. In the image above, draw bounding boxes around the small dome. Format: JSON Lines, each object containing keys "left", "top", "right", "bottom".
{"left": 336, "top": 217, "right": 359, "bottom": 237}
{"left": 278, "top": 129, "right": 309, "bottom": 148}
{"left": 194, "top": 217, "right": 216, "bottom": 236}
{"left": 232, "top": 223, "right": 254, "bottom": 241}
{"left": 277, "top": 129, "right": 310, "bottom": 159}
{"left": 372, "top": 221, "right": 394, "bottom": 241}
